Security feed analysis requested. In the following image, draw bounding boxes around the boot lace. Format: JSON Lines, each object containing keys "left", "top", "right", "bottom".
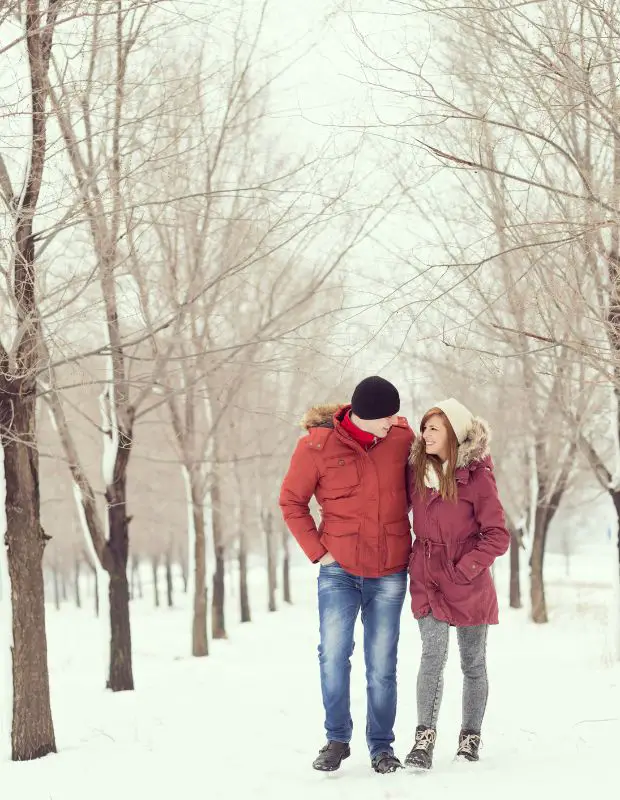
{"left": 458, "top": 733, "right": 481, "bottom": 755}
{"left": 414, "top": 728, "right": 436, "bottom": 751}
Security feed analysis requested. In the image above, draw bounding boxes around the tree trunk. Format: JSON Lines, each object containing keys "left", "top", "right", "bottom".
{"left": 613, "top": 489, "right": 620, "bottom": 578}
{"left": 233, "top": 457, "right": 251, "bottom": 622}
{"left": 282, "top": 528, "right": 292, "bottom": 605}
{"left": 211, "top": 494, "right": 228, "bottom": 639}
{"left": 210, "top": 461, "right": 227, "bottom": 639}
{"left": 187, "top": 468, "right": 208, "bottom": 656}
{"left": 107, "top": 566, "right": 133, "bottom": 691}
{"left": 152, "top": 555, "right": 160, "bottom": 608}
{"left": 129, "top": 557, "right": 135, "bottom": 600}
{"left": 90, "top": 560, "right": 100, "bottom": 617}
{"left": 609, "top": 488, "right": 620, "bottom": 658}
{"left": 3, "top": 399, "right": 57, "bottom": 760}
{"left": 74, "top": 555, "right": 82, "bottom": 609}
{"left": 530, "top": 502, "right": 550, "bottom": 624}
{"left": 180, "top": 547, "right": 188, "bottom": 593}
{"left": 165, "top": 549, "right": 174, "bottom": 608}
{"left": 131, "top": 554, "right": 142, "bottom": 600}
{"left": 105, "top": 458, "right": 134, "bottom": 691}
{"left": 60, "top": 568, "right": 67, "bottom": 602}
{"left": 192, "top": 499, "right": 208, "bottom": 656}
{"left": 239, "top": 532, "right": 251, "bottom": 623}
{"left": 264, "top": 511, "right": 277, "bottom": 612}
{"left": 52, "top": 567, "right": 61, "bottom": 611}
{"left": 530, "top": 483, "right": 570, "bottom": 623}
{"left": 563, "top": 532, "right": 571, "bottom": 578}
{"left": 42, "top": 386, "right": 136, "bottom": 688}
{"left": 509, "top": 528, "right": 522, "bottom": 609}
{"left": 529, "top": 441, "right": 575, "bottom": 624}
{"left": 212, "top": 542, "right": 226, "bottom": 638}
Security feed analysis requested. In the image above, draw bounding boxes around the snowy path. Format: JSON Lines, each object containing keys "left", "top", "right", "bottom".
{"left": 1, "top": 559, "right": 619, "bottom": 799}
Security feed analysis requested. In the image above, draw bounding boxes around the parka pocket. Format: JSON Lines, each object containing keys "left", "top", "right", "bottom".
{"left": 323, "top": 456, "right": 360, "bottom": 490}
{"left": 383, "top": 518, "right": 412, "bottom": 571}
{"left": 320, "top": 519, "right": 360, "bottom": 568}
{"left": 445, "top": 556, "right": 470, "bottom": 586}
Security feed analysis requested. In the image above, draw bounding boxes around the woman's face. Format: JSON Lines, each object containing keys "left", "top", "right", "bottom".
{"left": 422, "top": 414, "right": 449, "bottom": 461}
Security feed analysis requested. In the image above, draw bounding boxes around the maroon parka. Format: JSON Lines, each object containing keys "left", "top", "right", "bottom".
{"left": 408, "top": 417, "right": 510, "bottom": 626}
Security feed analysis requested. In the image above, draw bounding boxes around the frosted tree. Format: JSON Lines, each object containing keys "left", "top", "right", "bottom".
{"left": 0, "top": 0, "right": 62, "bottom": 761}
{"left": 349, "top": 0, "right": 618, "bottom": 625}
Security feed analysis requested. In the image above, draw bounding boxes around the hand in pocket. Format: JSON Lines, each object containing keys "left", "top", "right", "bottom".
{"left": 448, "top": 559, "right": 471, "bottom": 586}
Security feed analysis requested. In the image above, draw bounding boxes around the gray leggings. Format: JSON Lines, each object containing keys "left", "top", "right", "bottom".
{"left": 417, "top": 614, "right": 488, "bottom": 733}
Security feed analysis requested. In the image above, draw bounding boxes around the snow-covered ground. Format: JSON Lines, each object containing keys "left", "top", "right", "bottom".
{"left": 0, "top": 550, "right": 618, "bottom": 799}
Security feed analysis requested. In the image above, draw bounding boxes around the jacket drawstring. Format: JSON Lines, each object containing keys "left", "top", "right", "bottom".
{"left": 420, "top": 538, "right": 448, "bottom": 559}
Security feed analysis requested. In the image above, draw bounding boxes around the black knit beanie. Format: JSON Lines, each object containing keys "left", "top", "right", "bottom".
{"left": 350, "top": 376, "right": 400, "bottom": 420}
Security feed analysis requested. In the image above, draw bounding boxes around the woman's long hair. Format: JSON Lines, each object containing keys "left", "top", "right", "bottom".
{"left": 412, "top": 408, "right": 459, "bottom": 502}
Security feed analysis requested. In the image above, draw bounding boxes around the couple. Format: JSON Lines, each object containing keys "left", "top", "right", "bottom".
{"left": 279, "top": 376, "right": 510, "bottom": 774}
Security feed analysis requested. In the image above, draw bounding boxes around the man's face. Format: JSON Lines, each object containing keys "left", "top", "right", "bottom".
{"left": 358, "top": 414, "right": 398, "bottom": 439}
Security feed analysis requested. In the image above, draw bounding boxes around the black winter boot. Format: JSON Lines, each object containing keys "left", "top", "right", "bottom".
{"left": 312, "top": 741, "right": 350, "bottom": 771}
{"left": 456, "top": 730, "right": 481, "bottom": 762}
{"left": 371, "top": 752, "right": 403, "bottom": 774}
{"left": 404, "top": 726, "right": 436, "bottom": 770}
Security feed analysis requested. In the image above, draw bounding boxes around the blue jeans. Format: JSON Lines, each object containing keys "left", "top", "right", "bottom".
{"left": 317, "top": 563, "right": 407, "bottom": 758}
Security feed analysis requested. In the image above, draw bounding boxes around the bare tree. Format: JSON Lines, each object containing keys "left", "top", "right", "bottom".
{"left": 231, "top": 426, "right": 252, "bottom": 623}
{"left": 40, "top": 0, "right": 206, "bottom": 687}
{"left": 140, "top": 38, "right": 384, "bottom": 652}
{"left": 0, "top": 0, "right": 62, "bottom": 761}
{"left": 281, "top": 525, "right": 292, "bottom": 605}
{"left": 508, "top": 523, "right": 525, "bottom": 610}
{"left": 263, "top": 509, "right": 277, "bottom": 612}
{"left": 164, "top": 543, "right": 174, "bottom": 608}
{"left": 39, "top": 0, "right": 164, "bottom": 691}
{"left": 346, "top": 0, "right": 619, "bottom": 623}
{"left": 73, "top": 547, "right": 82, "bottom": 609}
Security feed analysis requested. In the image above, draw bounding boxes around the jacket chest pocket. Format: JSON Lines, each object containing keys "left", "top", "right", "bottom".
{"left": 323, "top": 457, "right": 360, "bottom": 489}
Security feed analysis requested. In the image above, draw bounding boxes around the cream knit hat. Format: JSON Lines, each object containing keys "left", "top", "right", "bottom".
{"left": 433, "top": 398, "right": 473, "bottom": 445}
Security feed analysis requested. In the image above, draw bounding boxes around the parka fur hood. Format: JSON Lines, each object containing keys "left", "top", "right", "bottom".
{"left": 409, "top": 416, "right": 492, "bottom": 470}
{"left": 299, "top": 404, "right": 345, "bottom": 431}
{"left": 300, "top": 403, "right": 411, "bottom": 437}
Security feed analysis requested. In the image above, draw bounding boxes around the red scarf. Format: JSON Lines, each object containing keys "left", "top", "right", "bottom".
{"left": 340, "top": 410, "right": 376, "bottom": 449}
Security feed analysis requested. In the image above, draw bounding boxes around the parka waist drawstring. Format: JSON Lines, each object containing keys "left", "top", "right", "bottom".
{"left": 418, "top": 538, "right": 448, "bottom": 559}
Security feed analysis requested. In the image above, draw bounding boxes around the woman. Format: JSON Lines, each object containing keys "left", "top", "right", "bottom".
{"left": 404, "top": 398, "right": 509, "bottom": 770}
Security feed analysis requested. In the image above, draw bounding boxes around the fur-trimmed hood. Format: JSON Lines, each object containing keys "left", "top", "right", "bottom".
{"left": 299, "top": 403, "right": 345, "bottom": 431}
{"left": 409, "top": 416, "right": 492, "bottom": 470}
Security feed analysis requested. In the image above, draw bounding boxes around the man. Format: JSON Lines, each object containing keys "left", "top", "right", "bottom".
{"left": 279, "top": 376, "right": 413, "bottom": 774}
